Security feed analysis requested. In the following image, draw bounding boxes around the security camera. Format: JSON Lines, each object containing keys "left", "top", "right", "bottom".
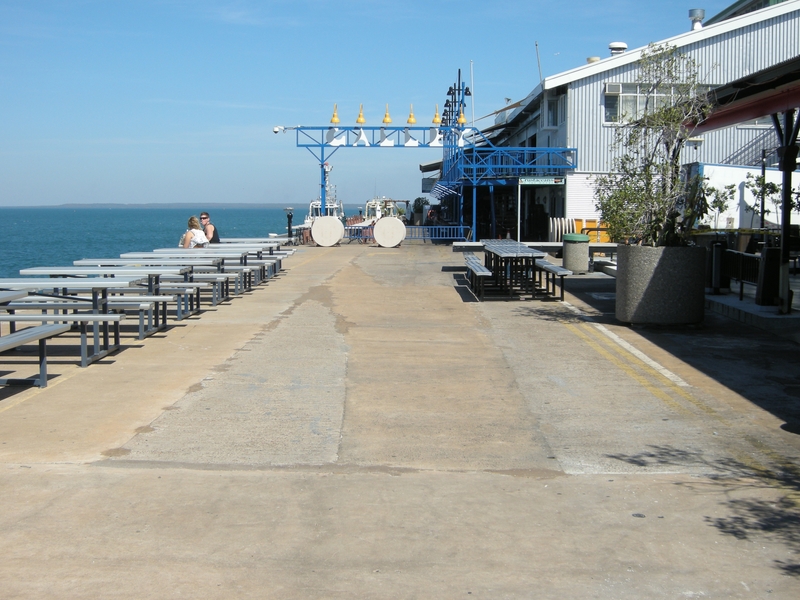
{"left": 273, "top": 126, "right": 282, "bottom": 134}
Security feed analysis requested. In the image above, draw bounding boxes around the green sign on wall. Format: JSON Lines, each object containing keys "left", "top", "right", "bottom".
{"left": 519, "top": 177, "right": 565, "bottom": 185}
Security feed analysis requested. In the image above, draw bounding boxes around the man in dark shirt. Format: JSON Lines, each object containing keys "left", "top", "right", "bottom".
{"left": 200, "top": 212, "right": 220, "bottom": 243}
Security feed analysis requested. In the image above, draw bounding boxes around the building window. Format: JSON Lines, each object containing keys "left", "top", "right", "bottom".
{"left": 547, "top": 99, "right": 558, "bottom": 127}
{"left": 604, "top": 94, "right": 620, "bottom": 123}
{"left": 737, "top": 115, "right": 773, "bottom": 128}
{"left": 603, "top": 82, "right": 714, "bottom": 123}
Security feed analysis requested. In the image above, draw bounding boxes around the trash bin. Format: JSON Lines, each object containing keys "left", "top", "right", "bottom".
{"left": 562, "top": 233, "right": 590, "bottom": 274}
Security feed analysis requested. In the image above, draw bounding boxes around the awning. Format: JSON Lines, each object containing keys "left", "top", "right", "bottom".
{"left": 419, "top": 159, "right": 442, "bottom": 173}
{"left": 694, "top": 55, "right": 800, "bottom": 134}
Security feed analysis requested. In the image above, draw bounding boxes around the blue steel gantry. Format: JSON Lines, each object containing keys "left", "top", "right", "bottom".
{"left": 276, "top": 72, "right": 578, "bottom": 239}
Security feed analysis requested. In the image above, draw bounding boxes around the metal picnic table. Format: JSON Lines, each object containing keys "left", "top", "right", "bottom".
{"left": 0, "top": 276, "right": 146, "bottom": 365}
{"left": 480, "top": 240, "right": 548, "bottom": 298}
{"left": 19, "top": 265, "right": 191, "bottom": 329}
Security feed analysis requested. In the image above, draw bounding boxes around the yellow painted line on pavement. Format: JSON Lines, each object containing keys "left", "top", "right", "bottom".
{"left": 579, "top": 322, "right": 729, "bottom": 423}
{"left": 586, "top": 321, "right": 690, "bottom": 387}
{"left": 565, "top": 322, "right": 789, "bottom": 488}
{"left": 561, "top": 306, "right": 797, "bottom": 495}
{"left": 564, "top": 320, "right": 798, "bottom": 492}
{"left": 563, "top": 322, "right": 692, "bottom": 416}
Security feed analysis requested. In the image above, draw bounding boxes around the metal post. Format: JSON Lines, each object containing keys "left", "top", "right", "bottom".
{"left": 489, "top": 185, "right": 496, "bottom": 239}
{"left": 319, "top": 155, "right": 326, "bottom": 213}
{"left": 712, "top": 242, "right": 722, "bottom": 294}
{"left": 517, "top": 180, "right": 522, "bottom": 243}
{"left": 777, "top": 109, "right": 798, "bottom": 314}
{"left": 760, "top": 148, "right": 766, "bottom": 229}
{"left": 472, "top": 186, "right": 477, "bottom": 242}
{"left": 287, "top": 211, "right": 293, "bottom": 240}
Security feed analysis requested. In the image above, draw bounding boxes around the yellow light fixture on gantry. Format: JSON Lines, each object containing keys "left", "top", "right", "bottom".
{"left": 432, "top": 104, "right": 441, "bottom": 125}
{"left": 330, "top": 104, "right": 340, "bottom": 124}
{"left": 407, "top": 104, "right": 416, "bottom": 125}
{"left": 382, "top": 104, "right": 392, "bottom": 124}
{"left": 356, "top": 104, "right": 366, "bottom": 125}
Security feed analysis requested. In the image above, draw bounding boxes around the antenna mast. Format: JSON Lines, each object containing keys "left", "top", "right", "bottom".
{"left": 535, "top": 41, "right": 543, "bottom": 85}
{"left": 470, "top": 60, "right": 475, "bottom": 126}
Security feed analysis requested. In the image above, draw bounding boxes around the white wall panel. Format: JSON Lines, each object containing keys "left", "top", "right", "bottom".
{"left": 565, "top": 172, "right": 600, "bottom": 220}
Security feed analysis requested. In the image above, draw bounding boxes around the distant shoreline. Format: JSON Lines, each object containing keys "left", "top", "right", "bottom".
{"left": 0, "top": 203, "right": 293, "bottom": 209}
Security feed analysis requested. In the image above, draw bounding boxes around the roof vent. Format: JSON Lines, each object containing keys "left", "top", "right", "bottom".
{"left": 609, "top": 42, "right": 628, "bottom": 56}
{"left": 689, "top": 9, "right": 705, "bottom": 30}
{"left": 587, "top": 56, "right": 601, "bottom": 64}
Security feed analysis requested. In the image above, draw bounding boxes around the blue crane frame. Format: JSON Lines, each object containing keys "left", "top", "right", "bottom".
{"left": 283, "top": 124, "right": 578, "bottom": 239}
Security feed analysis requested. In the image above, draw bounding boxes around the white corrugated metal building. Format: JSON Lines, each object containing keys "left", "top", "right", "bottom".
{"left": 487, "top": 0, "right": 800, "bottom": 236}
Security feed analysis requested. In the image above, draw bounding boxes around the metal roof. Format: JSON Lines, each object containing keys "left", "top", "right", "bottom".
{"left": 496, "top": 0, "right": 800, "bottom": 127}
{"left": 705, "top": 0, "right": 790, "bottom": 25}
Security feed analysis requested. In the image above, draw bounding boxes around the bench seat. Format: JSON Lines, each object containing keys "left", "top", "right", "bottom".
{"left": 3, "top": 298, "right": 161, "bottom": 340}
{"left": 534, "top": 259, "right": 572, "bottom": 301}
{"left": 107, "top": 285, "right": 204, "bottom": 318}
{"left": 0, "top": 313, "right": 125, "bottom": 367}
{"left": 464, "top": 256, "right": 492, "bottom": 300}
{"left": 0, "top": 323, "right": 72, "bottom": 387}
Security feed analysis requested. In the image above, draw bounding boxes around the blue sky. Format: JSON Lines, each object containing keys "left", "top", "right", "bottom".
{"left": 1, "top": 0, "right": 734, "bottom": 207}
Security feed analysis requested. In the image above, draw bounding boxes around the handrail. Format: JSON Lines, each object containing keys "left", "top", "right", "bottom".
{"left": 440, "top": 146, "right": 578, "bottom": 187}
{"left": 722, "top": 249, "right": 760, "bottom": 300}
{"left": 342, "top": 225, "right": 470, "bottom": 242}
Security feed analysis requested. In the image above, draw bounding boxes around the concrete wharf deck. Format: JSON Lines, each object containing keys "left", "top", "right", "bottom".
{"left": 1, "top": 242, "right": 800, "bottom": 598}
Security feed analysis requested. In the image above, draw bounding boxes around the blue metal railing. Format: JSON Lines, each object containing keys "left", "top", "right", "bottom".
{"left": 404, "top": 225, "right": 470, "bottom": 241}
{"left": 342, "top": 225, "right": 470, "bottom": 242}
{"left": 344, "top": 225, "right": 374, "bottom": 243}
{"left": 440, "top": 146, "right": 578, "bottom": 186}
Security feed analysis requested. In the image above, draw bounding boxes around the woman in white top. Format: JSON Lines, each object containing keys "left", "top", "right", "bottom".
{"left": 180, "top": 216, "right": 209, "bottom": 248}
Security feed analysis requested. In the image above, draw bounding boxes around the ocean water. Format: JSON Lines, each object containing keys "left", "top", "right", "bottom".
{"left": 0, "top": 206, "right": 338, "bottom": 279}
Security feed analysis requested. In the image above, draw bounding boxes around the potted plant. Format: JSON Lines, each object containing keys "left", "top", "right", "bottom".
{"left": 594, "top": 43, "right": 713, "bottom": 325}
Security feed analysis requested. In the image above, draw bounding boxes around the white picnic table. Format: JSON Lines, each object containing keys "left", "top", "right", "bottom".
{"left": 72, "top": 258, "right": 230, "bottom": 303}
{"left": 150, "top": 244, "right": 284, "bottom": 259}
{"left": 119, "top": 251, "right": 260, "bottom": 291}
{"left": 0, "top": 290, "right": 29, "bottom": 305}
{"left": 74, "top": 257, "right": 224, "bottom": 271}
{"left": 0, "top": 276, "right": 146, "bottom": 364}
{"left": 123, "top": 249, "right": 252, "bottom": 265}
{"left": 20, "top": 266, "right": 191, "bottom": 327}
{"left": 219, "top": 238, "right": 282, "bottom": 245}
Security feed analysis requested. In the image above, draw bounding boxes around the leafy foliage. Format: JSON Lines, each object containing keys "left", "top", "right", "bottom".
{"left": 744, "top": 172, "right": 783, "bottom": 226}
{"left": 594, "top": 43, "right": 713, "bottom": 246}
{"left": 705, "top": 183, "right": 735, "bottom": 229}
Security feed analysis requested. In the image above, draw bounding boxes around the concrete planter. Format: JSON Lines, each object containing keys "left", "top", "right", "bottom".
{"left": 616, "top": 245, "right": 706, "bottom": 325}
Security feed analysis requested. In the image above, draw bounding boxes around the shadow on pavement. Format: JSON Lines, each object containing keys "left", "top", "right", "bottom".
{"left": 630, "top": 314, "right": 800, "bottom": 438}
{"left": 606, "top": 444, "right": 800, "bottom": 577}
{"left": 565, "top": 275, "right": 800, "bottom": 440}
